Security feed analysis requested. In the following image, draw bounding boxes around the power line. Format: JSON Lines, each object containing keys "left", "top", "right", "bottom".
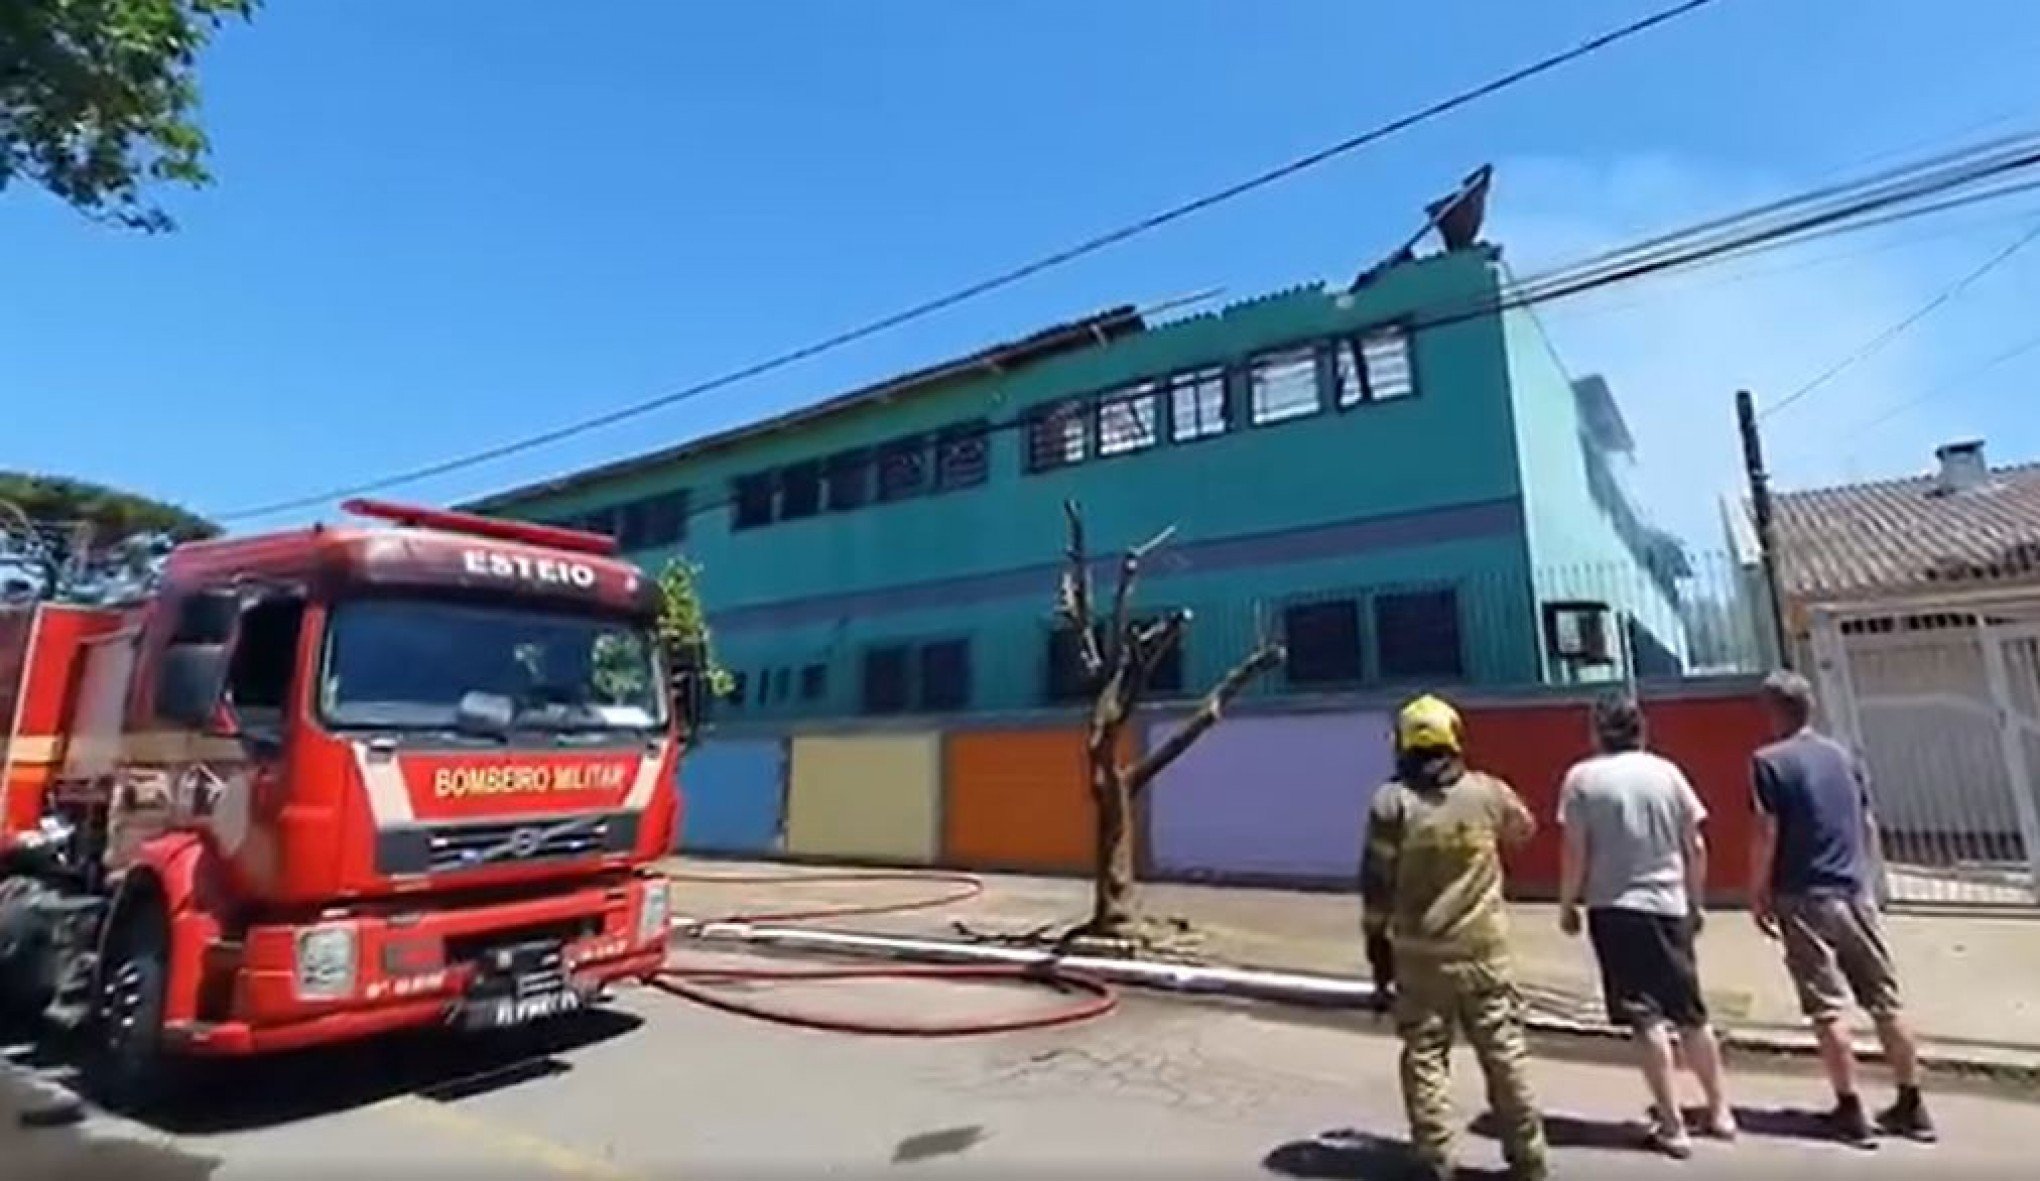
{"left": 241, "top": 121, "right": 2040, "bottom": 540}
{"left": 565, "top": 139, "right": 2040, "bottom": 545}
{"left": 213, "top": 0, "right": 1725, "bottom": 523}
{"left": 1758, "top": 218, "right": 2040, "bottom": 421}
{"left": 1830, "top": 328, "right": 2040, "bottom": 445}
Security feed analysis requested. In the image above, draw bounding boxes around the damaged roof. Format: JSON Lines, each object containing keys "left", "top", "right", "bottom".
{"left": 459, "top": 304, "right": 1145, "bottom": 512}
{"left": 1772, "top": 461, "right": 2040, "bottom": 600}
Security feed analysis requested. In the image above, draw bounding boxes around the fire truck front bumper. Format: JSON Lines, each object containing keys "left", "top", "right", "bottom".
{"left": 166, "top": 874, "right": 672, "bottom": 1056}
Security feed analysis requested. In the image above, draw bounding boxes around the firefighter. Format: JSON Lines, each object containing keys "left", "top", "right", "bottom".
{"left": 1362, "top": 694, "right": 1548, "bottom": 1181}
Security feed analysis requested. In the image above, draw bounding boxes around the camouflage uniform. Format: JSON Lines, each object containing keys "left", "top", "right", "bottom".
{"left": 1363, "top": 761, "right": 1548, "bottom": 1181}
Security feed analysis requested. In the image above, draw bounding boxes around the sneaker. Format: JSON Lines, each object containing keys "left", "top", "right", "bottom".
{"left": 1877, "top": 1093, "right": 1939, "bottom": 1144}
{"left": 1700, "top": 1108, "right": 1739, "bottom": 1141}
{"left": 1647, "top": 1123, "right": 1695, "bottom": 1160}
{"left": 1828, "top": 1098, "right": 1878, "bottom": 1149}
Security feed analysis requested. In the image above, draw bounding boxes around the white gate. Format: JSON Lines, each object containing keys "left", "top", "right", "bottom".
{"left": 1809, "top": 601, "right": 2040, "bottom": 908}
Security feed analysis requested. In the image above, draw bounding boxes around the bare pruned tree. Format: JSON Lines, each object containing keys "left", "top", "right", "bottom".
{"left": 1056, "top": 499, "right": 1284, "bottom": 939}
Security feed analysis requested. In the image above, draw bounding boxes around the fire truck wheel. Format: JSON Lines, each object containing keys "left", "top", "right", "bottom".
{"left": 86, "top": 918, "right": 174, "bottom": 1115}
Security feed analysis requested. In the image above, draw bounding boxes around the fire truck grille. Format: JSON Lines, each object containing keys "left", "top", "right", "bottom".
{"left": 375, "top": 811, "right": 640, "bottom": 876}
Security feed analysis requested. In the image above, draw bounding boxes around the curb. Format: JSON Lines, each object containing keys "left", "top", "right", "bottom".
{"left": 676, "top": 920, "right": 2040, "bottom": 1088}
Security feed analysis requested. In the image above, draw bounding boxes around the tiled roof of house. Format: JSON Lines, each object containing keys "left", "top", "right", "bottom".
{"left": 1772, "top": 459, "right": 2040, "bottom": 600}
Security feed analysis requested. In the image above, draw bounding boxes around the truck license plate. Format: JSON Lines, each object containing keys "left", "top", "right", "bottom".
{"left": 469, "top": 982, "right": 584, "bottom": 1029}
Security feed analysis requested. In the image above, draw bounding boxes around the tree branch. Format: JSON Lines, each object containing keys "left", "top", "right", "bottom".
{"left": 1133, "top": 609, "right": 1191, "bottom": 692}
{"left": 1058, "top": 500, "right": 1105, "bottom": 678}
{"left": 1126, "top": 641, "right": 1285, "bottom": 793}
{"left": 1106, "top": 524, "right": 1176, "bottom": 668}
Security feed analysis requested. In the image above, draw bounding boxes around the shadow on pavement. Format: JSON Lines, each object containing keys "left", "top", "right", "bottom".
{"left": 1470, "top": 1103, "right": 1854, "bottom": 1150}
{"left": 1470, "top": 1109, "right": 1647, "bottom": 1152}
{"left": 1263, "top": 1130, "right": 1509, "bottom": 1180}
{"left": 10, "top": 1007, "right": 641, "bottom": 1137}
{"left": 4, "top": 1064, "right": 221, "bottom": 1181}
{"left": 892, "top": 1124, "right": 987, "bottom": 1164}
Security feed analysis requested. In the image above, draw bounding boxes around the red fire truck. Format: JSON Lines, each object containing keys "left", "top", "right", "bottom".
{"left": 0, "top": 499, "right": 690, "bottom": 1110}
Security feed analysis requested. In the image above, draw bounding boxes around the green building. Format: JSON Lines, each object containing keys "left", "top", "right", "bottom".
{"left": 464, "top": 239, "right": 1687, "bottom": 721}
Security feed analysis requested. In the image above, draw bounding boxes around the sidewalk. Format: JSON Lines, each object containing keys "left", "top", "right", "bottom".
{"left": 663, "top": 856, "right": 2040, "bottom": 1078}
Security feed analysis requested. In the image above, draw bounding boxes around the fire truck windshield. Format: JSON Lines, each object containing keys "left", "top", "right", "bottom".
{"left": 318, "top": 598, "right": 666, "bottom": 734}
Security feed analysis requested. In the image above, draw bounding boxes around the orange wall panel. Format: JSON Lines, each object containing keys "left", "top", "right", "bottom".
{"left": 1459, "top": 693, "right": 1771, "bottom": 900}
{"left": 943, "top": 728, "right": 1130, "bottom": 874}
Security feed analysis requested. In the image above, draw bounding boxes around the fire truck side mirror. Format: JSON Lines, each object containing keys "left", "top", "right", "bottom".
{"left": 670, "top": 670, "right": 709, "bottom": 738}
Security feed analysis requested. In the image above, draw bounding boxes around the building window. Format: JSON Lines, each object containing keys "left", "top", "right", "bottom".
{"left": 1027, "top": 400, "right": 1089, "bottom": 471}
{"left": 824, "top": 449, "right": 872, "bottom": 511}
{"left": 728, "top": 671, "right": 748, "bottom": 707}
{"left": 731, "top": 473, "right": 775, "bottom": 530}
{"left": 918, "top": 639, "right": 972, "bottom": 712}
{"left": 800, "top": 663, "right": 827, "bottom": 701}
{"left": 1097, "top": 383, "right": 1160, "bottom": 456}
{"left": 1248, "top": 347, "right": 1321, "bottom": 425}
{"left": 1044, "top": 622, "right": 1098, "bottom": 704}
{"left": 1341, "top": 326, "right": 1415, "bottom": 406}
{"left": 1283, "top": 599, "right": 1363, "bottom": 686}
{"left": 1375, "top": 589, "right": 1463, "bottom": 680}
{"left": 772, "top": 668, "right": 790, "bottom": 702}
{"left": 877, "top": 435, "right": 930, "bottom": 501}
{"left": 861, "top": 645, "right": 912, "bottom": 714}
{"left": 1138, "top": 615, "right": 1185, "bottom": 696}
{"left": 581, "top": 506, "right": 620, "bottom": 539}
{"left": 1169, "top": 367, "right": 1228, "bottom": 442}
{"left": 935, "top": 421, "right": 989, "bottom": 490}
{"left": 640, "top": 490, "right": 688, "bottom": 547}
{"left": 779, "top": 460, "right": 822, "bottom": 520}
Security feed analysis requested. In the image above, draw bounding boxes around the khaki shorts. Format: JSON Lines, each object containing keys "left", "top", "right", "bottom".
{"left": 1776, "top": 893, "right": 1902, "bottom": 1021}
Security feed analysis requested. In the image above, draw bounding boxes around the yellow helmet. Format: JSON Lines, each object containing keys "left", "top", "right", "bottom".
{"left": 1396, "top": 694, "right": 1463, "bottom": 754}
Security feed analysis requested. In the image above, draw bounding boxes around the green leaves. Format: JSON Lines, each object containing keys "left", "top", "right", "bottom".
{"left": 653, "top": 556, "right": 734, "bottom": 698}
{"left": 1, "top": 1, "right": 260, "bottom": 231}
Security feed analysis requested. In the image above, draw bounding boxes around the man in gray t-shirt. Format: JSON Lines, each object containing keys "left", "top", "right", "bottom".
{"left": 1558, "top": 694, "right": 1734, "bottom": 1156}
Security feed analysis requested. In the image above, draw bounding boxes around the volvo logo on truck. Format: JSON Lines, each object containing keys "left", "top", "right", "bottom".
{"left": 461, "top": 549, "right": 599, "bottom": 589}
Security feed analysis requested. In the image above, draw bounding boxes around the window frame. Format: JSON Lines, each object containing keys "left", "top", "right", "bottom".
{"left": 1095, "top": 381, "right": 1162, "bottom": 459}
{"left": 934, "top": 420, "right": 991, "bottom": 491}
{"left": 1166, "top": 365, "right": 1231, "bottom": 444}
{"left": 823, "top": 448, "right": 873, "bottom": 512}
{"left": 1372, "top": 585, "right": 1465, "bottom": 683}
{"left": 778, "top": 460, "right": 823, "bottom": 520}
{"left": 1338, "top": 321, "right": 1420, "bottom": 408}
{"left": 1280, "top": 596, "right": 1366, "bottom": 689}
{"left": 638, "top": 490, "right": 688, "bottom": 548}
{"left": 1025, "top": 398, "right": 1091, "bottom": 473}
{"left": 876, "top": 434, "right": 932, "bottom": 503}
{"left": 860, "top": 643, "right": 913, "bottom": 715}
{"left": 1245, "top": 344, "right": 1324, "bottom": 427}
{"left": 917, "top": 638, "right": 973, "bottom": 712}
{"left": 731, "top": 471, "right": 777, "bottom": 531}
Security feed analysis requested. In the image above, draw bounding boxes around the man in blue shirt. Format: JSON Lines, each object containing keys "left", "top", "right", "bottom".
{"left": 1749, "top": 670, "right": 1935, "bottom": 1148}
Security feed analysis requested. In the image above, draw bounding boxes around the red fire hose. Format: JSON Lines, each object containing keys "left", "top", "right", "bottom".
{"left": 649, "top": 869, "right": 1118, "bottom": 1036}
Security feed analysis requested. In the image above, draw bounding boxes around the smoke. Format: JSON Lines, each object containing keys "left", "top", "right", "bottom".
{"left": 1486, "top": 154, "right": 1944, "bottom": 547}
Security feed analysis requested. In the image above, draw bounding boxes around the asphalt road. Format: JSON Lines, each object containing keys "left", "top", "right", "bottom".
{"left": 5, "top": 948, "right": 2034, "bottom": 1179}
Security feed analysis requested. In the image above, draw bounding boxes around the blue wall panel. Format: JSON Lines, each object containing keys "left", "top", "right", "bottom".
{"left": 677, "top": 740, "right": 786, "bottom": 854}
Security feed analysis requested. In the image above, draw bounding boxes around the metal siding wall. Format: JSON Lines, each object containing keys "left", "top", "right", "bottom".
{"left": 943, "top": 728, "right": 1109, "bottom": 873}
{"left": 1459, "top": 694, "right": 1770, "bottom": 899}
{"left": 677, "top": 740, "right": 786, "bottom": 854}
{"left": 784, "top": 733, "right": 939, "bottom": 863}
{"left": 1145, "top": 712, "right": 1393, "bottom": 882}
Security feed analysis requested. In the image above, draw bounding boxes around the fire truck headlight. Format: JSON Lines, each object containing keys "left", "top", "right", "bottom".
{"left": 294, "top": 924, "right": 359, "bottom": 1001}
{"left": 638, "top": 882, "right": 670, "bottom": 947}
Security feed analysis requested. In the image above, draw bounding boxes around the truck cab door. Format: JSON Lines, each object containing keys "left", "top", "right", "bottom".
{"left": 144, "top": 588, "right": 306, "bottom": 857}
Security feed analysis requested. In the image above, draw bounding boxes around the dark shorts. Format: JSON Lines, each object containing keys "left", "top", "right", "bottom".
{"left": 1586, "top": 907, "right": 1707, "bottom": 1030}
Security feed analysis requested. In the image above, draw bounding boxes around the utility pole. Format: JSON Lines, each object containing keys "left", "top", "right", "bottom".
{"left": 1736, "top": 390, "right": 1793, "bottom": 670}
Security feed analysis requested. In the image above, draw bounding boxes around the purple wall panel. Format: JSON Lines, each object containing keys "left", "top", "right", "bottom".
{"left": 1145, "top": 711, "right": 1393, "bottom": 882}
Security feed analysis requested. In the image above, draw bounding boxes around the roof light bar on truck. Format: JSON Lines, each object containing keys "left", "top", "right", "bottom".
{"left": 339, "top": 497, "right": 620, "bottom": 556}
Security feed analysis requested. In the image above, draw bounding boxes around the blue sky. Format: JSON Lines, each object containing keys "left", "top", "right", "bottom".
{"left": 8, "top": 0, "right": 2040, "bottom": 548}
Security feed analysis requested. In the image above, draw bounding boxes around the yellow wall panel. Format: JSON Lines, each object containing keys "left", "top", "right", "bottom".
{"left": 785, "top": 732, "right": 939, "bottom": 863}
